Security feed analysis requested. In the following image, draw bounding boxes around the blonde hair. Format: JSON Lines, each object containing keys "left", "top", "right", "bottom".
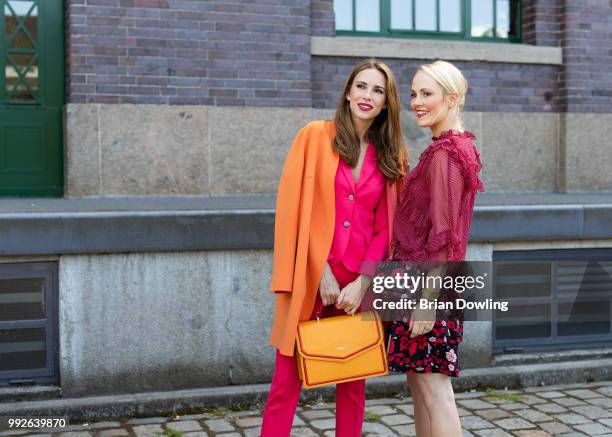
{"left": 418, "top": 60, "right": 468, "bottom": 109}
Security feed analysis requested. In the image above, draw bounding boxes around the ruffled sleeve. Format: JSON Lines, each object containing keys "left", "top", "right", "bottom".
{"left": 425, "top": 148, "right": 464, "bottom": 262}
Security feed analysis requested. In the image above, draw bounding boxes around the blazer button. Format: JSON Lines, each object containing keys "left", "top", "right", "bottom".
{"left": 343, "top": 220, "right": 350, "bottom": 228}
{"left": 348, "top": 194, "right": 354, "bottom": 201}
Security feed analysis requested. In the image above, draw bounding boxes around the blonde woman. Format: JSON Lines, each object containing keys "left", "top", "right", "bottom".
{"left": 389, "top": 60, "right": 484, "bottom": 436}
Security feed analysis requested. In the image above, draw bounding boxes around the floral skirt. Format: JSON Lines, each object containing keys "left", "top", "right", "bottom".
{"left": 387, "top": 318, "right": 463, "bottom": 377}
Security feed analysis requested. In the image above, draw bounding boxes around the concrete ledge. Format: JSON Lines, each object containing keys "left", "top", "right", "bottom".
{"left": 1, "top": 194, "right": 612, "bottom": 255}
{"left": 0, "top": 359, "right": 610, "bottom": 421}
{"left": 311, "top": 36, "right": 563, "bottom": 65}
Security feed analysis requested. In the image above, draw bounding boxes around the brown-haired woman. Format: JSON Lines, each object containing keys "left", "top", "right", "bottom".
{"left": 262, "top": 59, "right": 406, "bottom": 436}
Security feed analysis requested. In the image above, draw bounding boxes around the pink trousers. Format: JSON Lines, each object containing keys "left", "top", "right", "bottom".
{"left": 261, "top": 263, "right": 365, "bottom": 437}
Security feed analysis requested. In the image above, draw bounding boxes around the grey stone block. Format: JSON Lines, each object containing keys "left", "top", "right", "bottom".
{"left": 99, "top": 105, "right": 209, "bottom": 195}
{"left": 480, "top": 112, "right": 557, "bottom": 192}
{"left": 65, "top": 104, "right": 101, "bottom": 196}
{"left": 209, "top": 107, "right": 318, "bottom": 194}
{"left": 563, "top": 113, "right": 612, "bottom": 192}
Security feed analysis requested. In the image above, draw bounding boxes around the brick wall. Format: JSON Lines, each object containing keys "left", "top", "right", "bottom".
{"left": 66, "top": 0, "right": 311, "bottom": 106}
{"left": 66, "top": 0, "right": 609, "bottom": 114}
{"left": 312, "top": 57, "right": 562, "bottom": 113}
{"left": 522, "top": 0, "right": 562, "bottom": 47}
{"left": 559, "top": 0, "right": 612, "bottom": 113}
{"left": 311, "top": 0, "right": 334, "bottom": 36}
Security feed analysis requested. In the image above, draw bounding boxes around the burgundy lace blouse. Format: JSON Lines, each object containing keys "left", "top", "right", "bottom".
{"left": 391, "top": 130, "right": 484, "bottom": 262}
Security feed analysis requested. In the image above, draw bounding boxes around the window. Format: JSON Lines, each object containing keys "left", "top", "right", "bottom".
{"left": 0, "top": 262, "right": 58, "bottom": 386}
{"left": 492, "top": 250, "right": 612, "bottom": 353}
{"left": 333, "top": 0, "right": 521, "bottom": 42}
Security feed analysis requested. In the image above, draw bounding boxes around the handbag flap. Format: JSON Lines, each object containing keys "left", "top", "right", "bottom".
{"left": 296, "top": 311, "right": 382, "bottom": 362}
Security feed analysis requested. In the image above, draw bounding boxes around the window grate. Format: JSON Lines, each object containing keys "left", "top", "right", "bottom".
{"left": 0, "top": 262, "right": 57, "bottom": 385}
{"left": 492, "top": 250, "right": 612, "bottom": 353}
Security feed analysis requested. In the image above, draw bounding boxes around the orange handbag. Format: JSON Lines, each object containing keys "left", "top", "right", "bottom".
{"left": 295, "top": 310, "right": 388, "bottom": 389}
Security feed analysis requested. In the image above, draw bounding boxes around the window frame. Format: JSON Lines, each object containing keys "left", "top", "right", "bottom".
{"left": 335, "top": 0, "right": 522, "bottom": 43}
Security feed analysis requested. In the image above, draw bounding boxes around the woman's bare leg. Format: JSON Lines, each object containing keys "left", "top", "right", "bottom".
{"left": 407, "top": 373, "right": 462, "bottom": 437}
{"left": 407, "top": 374, "right": 432, "bottom": 437}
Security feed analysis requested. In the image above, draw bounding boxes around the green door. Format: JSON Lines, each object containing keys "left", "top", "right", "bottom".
{"left": 0, "top": 0, "right": 63, "bottom": 197}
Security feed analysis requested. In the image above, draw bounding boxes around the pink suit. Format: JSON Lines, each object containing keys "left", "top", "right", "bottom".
{"left": 262, "top": 144, "right": 389, "bottom": 436}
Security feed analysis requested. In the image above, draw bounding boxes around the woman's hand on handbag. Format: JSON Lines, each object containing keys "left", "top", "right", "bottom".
{"left": 409, "top": 306, "right": 436, "bottom": 338}
{"left": 336, "top": 275, "right": 372, "bottom": 315}
{"left": 319, "top": 263, "right": 341, "bottom": 305}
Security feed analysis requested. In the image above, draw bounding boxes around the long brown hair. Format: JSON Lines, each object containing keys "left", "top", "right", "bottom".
{"left": 333, "top": 59, "right": 406, "bottom": 180}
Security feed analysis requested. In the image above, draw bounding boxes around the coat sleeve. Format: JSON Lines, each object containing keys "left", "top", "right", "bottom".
{"left": 268, "top": 126, "right": 309, "bottom": 293}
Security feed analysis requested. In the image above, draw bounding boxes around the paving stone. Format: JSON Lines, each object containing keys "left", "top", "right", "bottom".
{"left": 178, "top": 414, "right": 209, "bottom": 420}
{"left": 215, "top": 434, "right": 240, "bottom": 437}
{"left": 0, "top": 431, "right": 27, "bottom": 436}
{"left": 495, "top": 418, "right": 536, "bottom": 430}
{"left": 456, "top": 391, "right": 489, "bottom": 399}
{"left": 204, "top": 419, "right": 235, "bottom": 433}
{"left": 22, "top": 434, "right": 53, "bottom": 437}
{"left": 365, "top": 405, "right": 398, "bottom": 415}
{"left": 458, "top": 399, "right": 497, "bottom": 409}
{"left": 587, "top": 397, "right": 612, "bottom": 409}
{"left": 475, "top": 409, "right": 512, "bottom": 420}
{"left": 472, "top": 430, "right": 513, "bottom": 437}
{"left": 596, "top": 386, "right": 612, "bottom": 396}
{"left": 462, "top": 432, "right": 475, "bottom": 437}
{"left": 132, "top": 424, "right": 163, "bottom": 437}
{"left": 58, "top": 425, "right": 92, "bottom": 432}
{"left": 498, "top": 402, "right": 529, "bottom": 411}
{"left": 537, "top": 391, "right": 566, "bottom": 399}
{"left": 571, "top": 404, "right": 612, "bottom": 419}
{"left": 57, "top": 433, "right": 92, "bottom": 437}
{"left": 575, "top": 422, "right": 612, "bottom": 435}
{"left": 365, "top": 398, "right": 401, "bottom": 406}
{"left": 555, "top": 413, "right": 591, "bottom": 425}
{"left": 601, "top": 418, "right": 612, "bottom": 427}
{"left": 293, "top": 416, "right": 306, "bottom": 426}
{"left": 310, "top": 418, "right": 336, "bottom": 430}
{"left": 166, "top": 420, "right": 203, "bottom": 432}
{"left": 380, "top": 414, "right": 413, "bottom": 426}
{"left": 394, "top": 403, "right": 414, "bottom": 415}
{"left": 555, "top": 433, "right": 588, "bottom": 437}
{"left": 310, "top": 402, "right": 335, "bottom": 410}
{"left": 98, "top": 430, "right": 130, "bottom": 437}
{"left": 461, "top": 415, "right": 495, "bottom": 430}
{"left": 301, "top": 409, "right": 334, "bottom": 420}
{"left": 235, "top": 416, "right": 263, "bottom": 428}
{"left": 533, "top": 402, "right": 568, "bottom": 413}
{"left": 361, "top": 421, "right": 397, "bottom": 435}
{"left": 564, "top": 389, "right": 602, "bottom": 399}
{"left": 183, "top": 433, "right": 209, "bottom": 437}
{"left": 243, "top": 427, "right": 261, "bottom": 437}
{"left": 514, "top": 408, "right": 554, "bottom": 422}
{"left": 87, "top": 421, "right": 122, "bottom": 430}
{"left": 457, "top": 407, "right": 471, "bottom": 417}
{"left": 127, "top": 417, "right": 168, "bottom": 425}
{"left": 538, "top": 421, "right": 573, "bottom": 435}
{"left": 289, "top": 428, "right": 319, "bottom": 436}
{"left": 554, "top": 397, "right": 588, "bottom": 407}
{"left": 391, "top": 424, "right": 416, "bottom": 436}
{"left": 513, "top": 431, "right": 552, "bottom": 437}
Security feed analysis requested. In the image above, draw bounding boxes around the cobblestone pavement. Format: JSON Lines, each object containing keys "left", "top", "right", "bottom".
{"left": 3, "top": 381, "right": 612, "bottom": 437}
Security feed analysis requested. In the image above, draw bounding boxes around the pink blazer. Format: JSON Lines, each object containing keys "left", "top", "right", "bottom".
{"left": 327, "top": 143, "right": 389, "bottom": 276}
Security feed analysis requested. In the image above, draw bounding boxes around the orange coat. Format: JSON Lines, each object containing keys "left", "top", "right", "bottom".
{"left": 269, "top": 120, "right": 403, "bottom": 356}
